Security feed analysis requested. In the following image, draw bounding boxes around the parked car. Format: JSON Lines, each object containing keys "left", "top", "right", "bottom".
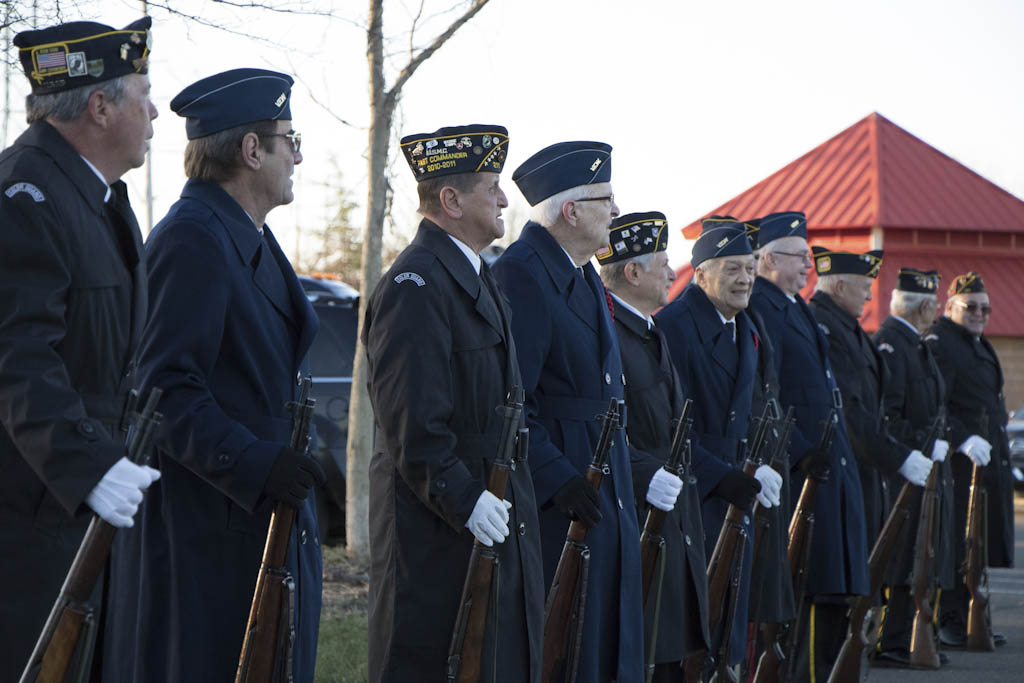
{"left": 1005, "top": 405, "right": 1024, "bottom": 489}
{"left": 299, "top": 274, "right": 360, "bottom": 545}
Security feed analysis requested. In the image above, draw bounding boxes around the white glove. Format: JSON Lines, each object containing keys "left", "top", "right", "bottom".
{"left": 931, "top": 439, "right": 949, "bottom": 463}
{"left": 465, "top": 491, "right": 511, "bottom": 546}
{"left": 898, "top": 450, "right": 933, "bottom": 486}
{"left": 959, "top": 434, "right": 992, "bottom": 467}
{"left": 646, "top": 468, "right": 683, "bottom": 512}
{"left": 85, "top": 456, "right": 161, "bottom": 528}
{"left": 753, "top": 464, "right": 782, "bottom": 508}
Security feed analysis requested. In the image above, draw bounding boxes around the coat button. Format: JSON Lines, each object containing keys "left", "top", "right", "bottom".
{"left": 840, "top": 457, "right": 847, "bottom": 467}
{"left": 743, "top": 515, "right": 750, "bottom": 525}
{"left": 685, "top": 535, "right": 692, "bottom": 546}
{"left": 81, "top": 422, "right": 94, "bottom": 434}
{"left": 729, "top": 410, "right": 736, "bottom": 421}
{"left": 300, "top": 529, "right": 308, "bottom": 545}
{"left": 518, "top": 522, "right": 526, "bottom": 536}
{"left": 296, "top": 371, "right": 303, "bottom": 386}
{"left": 218, "top": 453, "right": 230, "bottom": 464}
{"left": 605, "top": 373, "right": 612, "bottom": 384}
{"left": 617, "top": 497, "right": 623, "bottom": 510}
{"left": 436, "top": 479, "right": 447, "bottom": 489}
{"left": 621, "top": 373, "right": 626, "bottom": 385}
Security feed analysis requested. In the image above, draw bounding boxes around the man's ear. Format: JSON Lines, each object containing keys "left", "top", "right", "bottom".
{"left": 623, "top": 261, "right": 642, "bottom": 287}
{"left": 561, "top": 199, "right": 578, "bottom": 226}
{"left": 239, "top": 132, "right": 262, "bottom": 170}
{"left": 87, "top": 88, "right": 111, "bottom": 128}
{"left": 439, "top": 186, "right": 462, "bottom": 219}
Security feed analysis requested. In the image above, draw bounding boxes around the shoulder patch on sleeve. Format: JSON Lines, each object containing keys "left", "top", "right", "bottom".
{"left": 4, "top": 182, "right": 45, "bottom": 202}
{"left": 818, "top": 322, "right": 830, "bottom": 336}
{"left": 877, "top": 342, "right": 894, "bottom": 353}
{"left": 924, "top": 333, "right": 939, "bottom": 342}
{"left": 394, "top": 272, "right": 426, "bottom": 287}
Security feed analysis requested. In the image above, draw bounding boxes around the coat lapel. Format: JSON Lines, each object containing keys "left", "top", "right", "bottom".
{"left": 263, "top": 226, "right": 319, "bottom": 364}
{"left": 521, "top": 222, "right": 599, "bottom": 335}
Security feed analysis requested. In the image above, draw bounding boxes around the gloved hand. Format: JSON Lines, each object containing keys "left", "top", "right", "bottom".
{"left": 465, "top": 491, "right": 512, "bottom": 546}
{"left": 798, "top": 447, "right": 831, "bottom": 479}
{"left": 959, "top": 434, "right": 992, "bottom": 467}
{"left": 898, "top": 450, "right": 933, "bottom": 486}
{"left": 85, "top": 456, "right": 161, "bottom": 528}
{"left": 551, "top": 476, "right": 602, "bottom": 528}
{"left": 753, "top": 464, "right": 782, "bottom": 508}
{"left": 713, "top": 469, "right": 761, "bottom": 509}
{"left": 264, "top": 446, "right": 327, "bottom": 508}
{"left": 931, "top": 439, "right": 950, "bottom": 463}
{"left": 646, "top": 468, "right": 683, "bottom": 512}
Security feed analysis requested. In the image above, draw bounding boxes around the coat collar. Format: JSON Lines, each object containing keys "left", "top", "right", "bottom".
{"left": 681, "top": 282, "right": 731, "bottom": 346}
{"left": 753, "top": 276, "right": 790, "bottom": 311}
{"left": 520, "top": 221, "right": 576, "bottom": 293}
{"left": 180, "top": 179, "right": 264, "bottom": 267}
{"left": 881, "top": 315, "right": 921, "bottom": 344}
{"left": 18, "top": 121, "right": 108, "bottom": 216}
{"left": 810, "top": 290, "right": 859, "bottom": 333}
{"left": 611, "top": 296, "right": 652, "bottom": 339}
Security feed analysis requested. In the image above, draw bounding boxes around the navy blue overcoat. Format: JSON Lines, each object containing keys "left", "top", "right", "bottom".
{"left": 655, "top": 283, "right": 758, "bottom": 663}
{"left": 105, "top": 179, "right": 322, "bottom": 682}
{"left": 749, "top": 277, "right": 868, "bottom": 596}
{"left": 493, "top": 222, "right": 644, "bottom": 683}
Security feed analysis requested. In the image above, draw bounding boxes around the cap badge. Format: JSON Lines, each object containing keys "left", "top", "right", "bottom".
{"left": 275, "top": 93, "right": 286, "bottom": 107}
{"left": 590, "top": 158, "right": 602, "bottom": 172}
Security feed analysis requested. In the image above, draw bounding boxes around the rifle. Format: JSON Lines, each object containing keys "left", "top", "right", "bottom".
{"left": 639, "top": 398, "right": 694, "bottom": 609}
{"left": 751, "top": 409, "right": 837, "bottom": 683}
{"left": 20, "top": 388, "right": 163, "bottom": 683}
{"left": 236, "top": 378, "right": 315, "bottom": 683}
{"left": 964, "top": 411, "right": 994, "bottom": 651}
{"left": 827, "top": 413, "right": 944, "bottom": 682}
{"left": 684, "top": 403, "right": 775, "bottom": 683}
{"left": 908, "top": 410, "right": 948, "bottom": 668}
{"left": 446, "top": 387, "right": 526, "bottom": 683}
{"left": 541, "top": 398, "right": 624, "bottom": 683}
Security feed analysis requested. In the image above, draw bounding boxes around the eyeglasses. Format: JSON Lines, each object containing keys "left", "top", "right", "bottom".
{"left": 954, "top": 301, "right": 992, "bottom": 316}
{"left": 265, "top": 130, "right": 302, "bottom": 153}
{"left": 574, "top": 194, "right": 614, "bottom": 204}
{"left": 772, "top": 250, "right": 813, "bottom": 263}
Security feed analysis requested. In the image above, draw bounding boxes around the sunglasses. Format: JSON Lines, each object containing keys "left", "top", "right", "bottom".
{"left": 954, "top": 301, "right": 992, "bottom": 316}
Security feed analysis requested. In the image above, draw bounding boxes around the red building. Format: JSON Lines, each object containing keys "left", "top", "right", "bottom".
{"left": 669, "top": 112, "right": 1024, "bottom": 407}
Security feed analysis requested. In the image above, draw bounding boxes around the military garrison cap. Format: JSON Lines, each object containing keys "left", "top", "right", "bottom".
{"left": 171, "top": 68, "right": 294, "bottom": 139}
{"left": 948, "top": 271, "right": 985, "bottom": 296}
{"left": 754, "top": 211, "right": 807, "bottom": 247}
{"left": 896, "top": 268, "right": 940, "bottom": 293}
{"left": 811, "top": 246, "right": 883, "bottom": 278}
{"left": 512, "top": 141, "right": 612, "bottom": 206}
{"left": 400, "top": 125, "right": 509, "bottom": 181}
{"left": 691, "top": 217, "right": 752, "bottom": 268}
{"left": 14, "top": 17, "right": 152, "bottom": 95}
{"left": 596, "top": 211, "right": 669, "bottom": 264}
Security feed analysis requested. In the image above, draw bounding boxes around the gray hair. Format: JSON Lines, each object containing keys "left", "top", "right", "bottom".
{"left": 600, "top": 252, "right": 657, "bottom": 291}
{"left": 25, "top": 76, "right": 127, "bottom": 124}
{"left": 529, "top": 183, "right": 609, "bottom": 227}
{"left": 890, "top": 289, "right": 936, "bottom": 317}
{"left": 813, "top": 273, "right": 856, "bottom": 294}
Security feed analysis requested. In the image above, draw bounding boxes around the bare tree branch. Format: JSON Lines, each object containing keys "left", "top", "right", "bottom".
{"left": 210, "top": 0, "right": 337, "bottom": 15}
{"left": 408, "top": 0, "right": 424, "bottom": 65}
{"left": 387, "top": 0, "right": 489, "bottom": 102}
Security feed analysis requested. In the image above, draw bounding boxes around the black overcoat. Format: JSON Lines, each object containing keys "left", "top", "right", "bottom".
{"left": 809, "top": 291, "right": 910, "bottom": 545}
{"left": 748, "top": 278, "right": 869, "bottom": 597}
{"left": 106, "top": 179, "right": 322, "bottom": 682}
{"left": 0, "top": 122, "right": 146, "bottom": 676}
{"left": 655, "top": 283, "right": 758, "bottom": 664}
{"left": 873, "top": 316, "right": 954, "bottom": 588}
{"left": 925, "top": 315, "right": 1015, "bottom": 568}
{"left": 363, "top": 220, "right": 544, "bottom": 683}
{"left": 494, "top": 222, "right": 644, "bottom": 683}
{"left": 610, "top": 297, "right": 710, "bottom": 663}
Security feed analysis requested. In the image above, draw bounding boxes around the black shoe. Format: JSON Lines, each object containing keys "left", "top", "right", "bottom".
{"left": 939, "top": 652, "right": 950, "bottom": 666}
{"left": 939, "top": 625, "right": 967, "bottom": 648}
{"left": 874, "top": 650, "right": 912, "bottom": 668}
{"left": 994, "top": 632, "right": 1007, "bottom": 647}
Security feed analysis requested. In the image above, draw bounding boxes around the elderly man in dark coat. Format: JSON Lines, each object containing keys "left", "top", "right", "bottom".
{"left": 747, "top": 212, "right": 869, "bottom": 683}
{"left": 0, "top": 18, "right": 160, "bottom": 680}
{"left": 363, "top": 124, "right": 544, "bottom": 682}
{"left": 927, "top": 272, "right": 1013, "bottom": 649}
{"left": 656, "top": 218, "right": 783, "bottom": 671}
{"left": 494, "top": 141, "right": 646, "bottom": 682}
{"left": 807, "top": 248, "right": 933, "bottom": 544}
{"left": 598, "top": 212, "right": 706, "bottom": 681}
{"left": 872, "top": 268, "right": 954, "bottom": 667}
{"left": 111, "top": 69, "right": 325, "bottom": 682}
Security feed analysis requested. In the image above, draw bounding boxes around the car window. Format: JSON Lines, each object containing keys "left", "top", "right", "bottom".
{"left": 308, "top": 304, "right": 359, "bottom": 378}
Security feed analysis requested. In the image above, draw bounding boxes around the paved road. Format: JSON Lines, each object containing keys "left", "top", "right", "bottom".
{"left": 869, "top": 494, "right": 1024, "bottom": 682}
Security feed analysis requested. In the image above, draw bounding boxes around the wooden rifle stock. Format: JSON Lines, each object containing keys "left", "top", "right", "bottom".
{"left": 236, "top": 378, "right": 315, "bottom": 683}
{"left": 685, "top": 404, "right": 775, "bottom": 682}
{"left": 639, "top": 398, "right": 694, "bottom": 609}
{"left": 541, "top": 398, "right": 624, "bottom": 683}
{"left": 20, "top": 389, "right": 163, "bottom": 683}
{"left": 752, "top": 409, "right": 836, "bottom": 683}
{"left": 908, "top": 411, "right": 948, "bottom": 668}
{"left": 964, "top": 412, "right": 994, "bottom": 651}
{"left": 446, "top": 387, "right": 527, "bottom": 683}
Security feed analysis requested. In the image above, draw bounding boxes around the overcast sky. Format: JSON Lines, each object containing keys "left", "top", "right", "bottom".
{"left": 5, "top": 0, "right": 1023, "bottom": 271}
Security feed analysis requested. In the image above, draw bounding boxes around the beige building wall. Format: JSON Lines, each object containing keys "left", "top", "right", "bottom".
{"left": 991, "top": 337, "right": 1024, "bottom": 413}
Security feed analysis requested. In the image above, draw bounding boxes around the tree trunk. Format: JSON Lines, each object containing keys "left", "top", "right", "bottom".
{"left": 345, "top": 0, "right": 392, "bottom": 558}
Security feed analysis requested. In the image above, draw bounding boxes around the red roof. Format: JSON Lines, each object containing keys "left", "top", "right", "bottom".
{"left": 670, "top": 113, "right": 1024, "bottom": 335}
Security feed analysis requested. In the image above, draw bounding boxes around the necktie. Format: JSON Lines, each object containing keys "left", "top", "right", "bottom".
{"left": 724, "top": 320, "right": 736, "bottom": 343}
